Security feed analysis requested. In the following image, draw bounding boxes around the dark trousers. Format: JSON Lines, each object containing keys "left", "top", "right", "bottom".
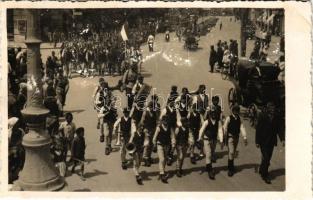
{"left": 125, "top": 88, "right": 134, "bottom": 110}
{"left": 210, "top": 62, "right": 215, "bottom": 72}
{"left": 259, "top": 145, "right": 274, "bottom": 177}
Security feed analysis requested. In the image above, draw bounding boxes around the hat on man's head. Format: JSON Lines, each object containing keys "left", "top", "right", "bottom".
{"left": 231, "top": 104, "right": 240, "bottom": 113}
{"left": 123, "top": 108, "right": 130, "bottom": 114}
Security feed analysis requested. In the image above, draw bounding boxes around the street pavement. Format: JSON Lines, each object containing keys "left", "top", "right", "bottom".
{"left": 40, "top": 16, "right": 284, "bottom": 191}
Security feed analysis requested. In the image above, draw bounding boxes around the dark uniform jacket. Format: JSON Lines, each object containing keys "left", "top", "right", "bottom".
{"left": 227, "top": 115, "right": 241, "bottom": 137}
{"left": 256, "top": 112, "right": 284, "bottom": 146}
{"left": 203, "top": 119, "right": 219, "bottom": 140}
{"left": 157, "top": 125, "right": 171, "bottom": 146}
{"left": 209, "top": 49, "right": 217, "bottom": 66}
{"left": 120, "top": 117, "right": 132, "bottom": 141}
{"left": 176, "top": 127, "right": 189, "bottom": 145}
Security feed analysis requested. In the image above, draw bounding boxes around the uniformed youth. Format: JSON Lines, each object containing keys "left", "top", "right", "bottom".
{"left": 128, "top": 125, "right": 145, "bottom": 185}
{"left": 222, "top": 104, "right": 248, "bottom": 177}
{"left": 159, "top": 101, "right": 181, "bottom": 166}
{"left": 198, "top": 107, "right": 222, "bottom": 180}
{"left": 152, "top": 116, "right": 175, "bottom": 183}
{"left": 98, "top": 91, "right": 117, "bottom": 155}
{"left": 113, "top": 108, "right": 136, "bottom": 170}
{"left": 188, "top": 103, "right": 202, "bottom": 164}
{"left": 173, "top": 117, "right": 194, "bottom": 177}
{"left": 202, "top": 96, "right": 223, "bottom": 162}
{"left": 139, "top": 101, "right": 159, "bottom": 167}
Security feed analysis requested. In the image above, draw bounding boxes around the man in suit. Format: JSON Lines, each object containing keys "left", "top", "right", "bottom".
{"left": 256, "top": 102, "right": 285, "bottom": 184}
{"left": 209, "top": 45, "right": 217, "bottom": 73}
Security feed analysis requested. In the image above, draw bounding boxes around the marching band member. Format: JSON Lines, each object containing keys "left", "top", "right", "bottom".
{"left": 139, "top": 101, "right": 159, "bottom": 167}
{"left": 159, "top": 101, "right": 181, "bottom": 166}
{"left": 193, "top": 84, "right": 209, "bottom": 122}
{"left": 188, "top": 103, "right": 201, "bottom": 164}
{"left": 152, "top": 116, "right": 175, "bottom": 183}
{"left": 128, "top": 123, "right": 145, "bottom": 185}
{"left": 202, "top": 96, "right": 223, "bottom": 162}
{"left": 173, "top": 117, "right": 194, "bottom": 177}
{"left": 93, "top": 78, "right": 106, "bottom": 129}
{"left": 222, "top": 104, "right": 248, "bottom": 177}
{"left": 98, "top": 90, "right": 117, "bottom": 156}
{"left": 198, "top": 107, "right": 222, "bottom": 180}
{"left": 113, "top": 108, "right": 136, "bottom": 170}
{"left": 192, "top": 84, "right": 209, "bottom": 159}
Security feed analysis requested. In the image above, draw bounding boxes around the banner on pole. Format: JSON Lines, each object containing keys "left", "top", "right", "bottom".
{"left": 120, "top": 25, "right": 128, "bottom": 41}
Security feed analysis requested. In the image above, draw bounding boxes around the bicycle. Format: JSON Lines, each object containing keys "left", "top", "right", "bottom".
{"left": 220, "top": 62, "right": 230, "bottom": 80}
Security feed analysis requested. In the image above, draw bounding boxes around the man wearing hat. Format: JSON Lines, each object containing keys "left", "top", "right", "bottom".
{"left": 113, "top": 108, "right": 136, "bottom": 170}
{"left": 153, "top": 116, "right": 175, "bottom": 183}
{"left": 222, "top": 104, "right": 248, "bottom": 177}
{"left": 198, "top": 107, "right": 222, "bottom": 180}
{"left": 255, "top": 102, "right": 285, "bottom": 184}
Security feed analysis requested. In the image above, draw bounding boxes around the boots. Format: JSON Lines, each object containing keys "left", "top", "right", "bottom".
{"left": 143, "top": 158, "right": 151, "bottom": 167}
{"left": 190, "top": 156, "right": 196, "bottom": 164}
{"left": 136, "top": 175, "right": 143, "bottom": 185}
{"left": 176, "top": 169, "right": 183, "bottom": 178}
{"left": 228, "top": 159, "right": 235, "bottom": 177}
{"left": 159, "top": 174, "right": 168, "bottom": 184}
{"left": 121, "top": 161, "right": 127, "bottom": 170}
{"left": 206, "top": 163, "right": 215, "bottom": 180}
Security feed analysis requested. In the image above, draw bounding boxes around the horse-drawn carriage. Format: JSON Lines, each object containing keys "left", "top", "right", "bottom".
{"left": 183, "top": 35, "right": 199, "bottom": 50}
{"left": 228, "top": 58, "right": 285, "bottom": 126}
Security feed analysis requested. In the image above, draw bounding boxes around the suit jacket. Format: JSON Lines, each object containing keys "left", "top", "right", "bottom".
{"left": 255, "top": 112, "right": 284, "bottom": 147}
{"left": 209, "top": 50, "right": 217, "bottom": 65}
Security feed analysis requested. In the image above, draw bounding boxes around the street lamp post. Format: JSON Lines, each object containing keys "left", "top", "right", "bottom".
{"left": 14, "top": 9, "right": 64, "bottom": 191}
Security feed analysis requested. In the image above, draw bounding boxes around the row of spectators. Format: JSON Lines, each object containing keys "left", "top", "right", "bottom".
{"left": 8, "top": 16, "right": 157, "bottom": 184}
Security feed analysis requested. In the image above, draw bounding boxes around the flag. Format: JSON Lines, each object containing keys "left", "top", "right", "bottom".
{"left": 120, "top": 25, "right": 128, "bottom": 41}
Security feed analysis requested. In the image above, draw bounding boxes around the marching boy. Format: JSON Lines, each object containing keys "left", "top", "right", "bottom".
{"left": 113, "top": 108, "right": 136, "bottom": 170}
{"left": 128, "top": 125, "right": 145, "bottom": 185}
{"left": 173, "top": 117, "right": 194, "bottom": 177}
{"left": 139, "top": 101, "right": 159, "bottom": 167}
{"left": 198, "top": 107, "right": 222, "bottom": 180}
{"left": 222, "top": 104, "right": 248, "bottom": 177}
{"left": 153, "top": 116, "right": 175, "bottom": 183}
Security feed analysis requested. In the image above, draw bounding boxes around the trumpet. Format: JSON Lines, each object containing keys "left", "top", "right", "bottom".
{"left": 125, "top": 142, "right": 137, "bottom": 156}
